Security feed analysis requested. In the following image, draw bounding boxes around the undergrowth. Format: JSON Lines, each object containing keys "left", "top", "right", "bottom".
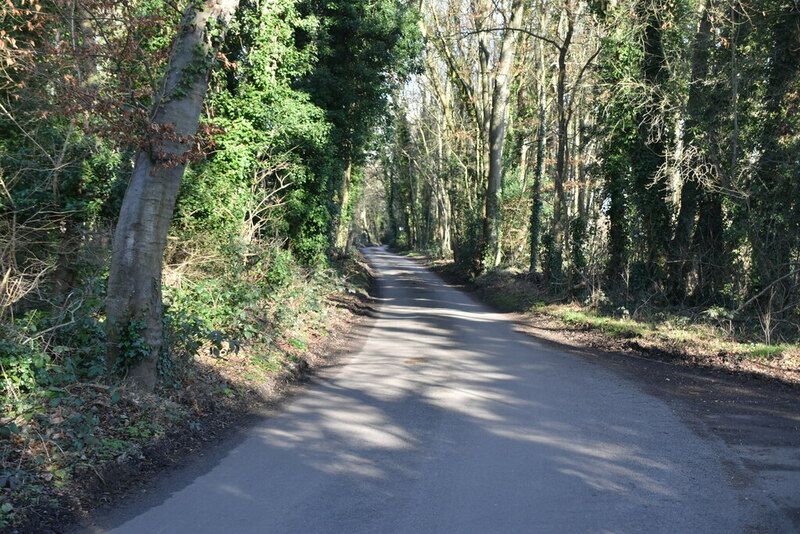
{"left": 0, "top": 232, "right": 371, "bottom": 531}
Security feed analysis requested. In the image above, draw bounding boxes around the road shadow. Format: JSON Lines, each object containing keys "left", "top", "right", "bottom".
{"left": 89, "top": 248, "right": 799, "bottom": 533}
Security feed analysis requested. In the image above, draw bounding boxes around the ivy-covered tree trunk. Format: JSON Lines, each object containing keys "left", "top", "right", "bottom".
{"left": 631, "top": 0, "right": 671, "bottom": 283}
{"left": 667, "top": 1, "right": 712, "bottom": 301}
{"left": 386, "top": 165, "right": 399, "bottom": 242}
{"left": 106, "top": 0, "right": 240, "bottom": 391}
{"left": 529, "top": 79, "right": 547, "bottom": 273}
{"left": 693, "top": 191, "right": 725, "bottom": 301}
{"left": 747, "top": 4, "right": 800, "bottom": 330}
{"left": 334, "top": 158, "right": 354, "bottom": 253}
{"left": 603, "top": 135, "right": 629, "bottom": 285}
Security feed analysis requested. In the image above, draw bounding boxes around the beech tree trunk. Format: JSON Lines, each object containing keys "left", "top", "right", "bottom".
{"left": 106, "top": 0, "right": 240, "bottom": 391}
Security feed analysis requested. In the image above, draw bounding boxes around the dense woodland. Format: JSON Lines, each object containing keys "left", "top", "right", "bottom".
{"left": 0, "top": 0, "right": 798, "bottom": 525}
{"left": 1, "top": 0, "right": 415, "bottom": 522}
{"left": 1, "top": 0, "right": 418, "bottom": 389}
{"left": 375, "top": 0, "right": 800, "bottom": 345}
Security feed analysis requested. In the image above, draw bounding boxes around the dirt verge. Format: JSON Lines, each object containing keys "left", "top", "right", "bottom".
{"left": 421, "top": 258, "right": 799, "bottom": 389}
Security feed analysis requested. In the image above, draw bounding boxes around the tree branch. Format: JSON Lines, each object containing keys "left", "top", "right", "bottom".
{"left": 454, "top": 27, "right": 562, "bottom": 51}
{"left": 736, "top": 266, "right": 800, "bottom": 315}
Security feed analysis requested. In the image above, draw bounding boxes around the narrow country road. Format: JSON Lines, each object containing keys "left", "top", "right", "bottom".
{"left": 87, "top": 247, "right": 797, "bottom": 533}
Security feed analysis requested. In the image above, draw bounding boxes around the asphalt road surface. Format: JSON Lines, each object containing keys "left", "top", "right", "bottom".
{"left": 88, "top": 246, "right": 798, "bottom": 533}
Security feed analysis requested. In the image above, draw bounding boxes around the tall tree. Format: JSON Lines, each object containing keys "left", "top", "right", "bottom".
{"left": 529, "top": 45, "right": 549, "bottom": 272}
{"left": 106, "top": 0, "right": 240, "bottom": 390}
{"left": 298, "top": 0, "right": 420, "bottom": 254}
{"left": 744, "top": 2, "right": 800, "bottom": 338}
{"left": 629, "top": 0, "right": 672, "bottom": 283}
{"left": 423, "top": 0, "right": 527, "bottom": 272}
{"left": 667, "top": 0, "right": 714, "bottom": 301}
{"left": 482, "top": 0, "right": 525, "bottom": 269}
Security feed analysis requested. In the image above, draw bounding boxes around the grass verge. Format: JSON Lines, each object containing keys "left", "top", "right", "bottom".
{"left": 426, "top": 260, "right": 800, "bottom": 386}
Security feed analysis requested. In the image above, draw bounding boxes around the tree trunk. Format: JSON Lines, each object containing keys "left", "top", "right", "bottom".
{"left": 435, "top": 121, "right": 453, "bottom": 256}
{"left": 530, "top": 85, "right": 547, "bottom": 273}
{"left": 632, "top": 0, "right": 671, "bottom": 282}
{"left": 387, "top": 166, "right": 398, "bottom": 242}
{"left": 550, "top": 3, "right": 573, "bottom": 282}
{"left": 666, "top": 0, "right": 712, "bottom": 301}
{"left": 693, "top": 191, "right": 725, "bottom": 301}
{"left": 748, "top": 5, "right": 800, "bottom": 327}
{"left": 604, "top": 146, "right": 628, "bottom": 285}
{"left": 334, "top": 158, "right": 354, "bottom": 252}
{"left": 106, "top": 0, "right": 240, "bottom": 391}
{"left": 483, "top": 0, "right": 525, "bottom": 270}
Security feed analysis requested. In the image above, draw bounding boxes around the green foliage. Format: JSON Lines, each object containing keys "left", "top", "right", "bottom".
{"left": 541, "top": 232, "right": 563, "bottom": 287}
{"left": 455, "top": 221, "right": 482, "bottom": 275}
{"left": 554, "top": 308, "right": 649, "bottom": 338}
{"left": 161, "top": 233, "right": 337, "bottom": 369}
{"left": 289, "top": 337, "right": 308, "bottom": 351}
{"left": 0, "top": 331, "right": 49, "bottom": 397}
{"left": 179, "top": 0, "right": 331, "bottom": 244}
{"left": 1, "top": 278, "right": 107, "bottom": 400}
{"left": 113, "top": 318, "right": 150, "bottom": 375}
{"left": 0, "top": 501, "right": 14, "bottom": 529}
{"left": 746, "top": 344, "right": 787, "bottom": 360}
{"left": 163, "top": 308, "right": 212, "bottom": 363}
{"left": 179, "top": 0, "right": 420, "bottom": 262}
